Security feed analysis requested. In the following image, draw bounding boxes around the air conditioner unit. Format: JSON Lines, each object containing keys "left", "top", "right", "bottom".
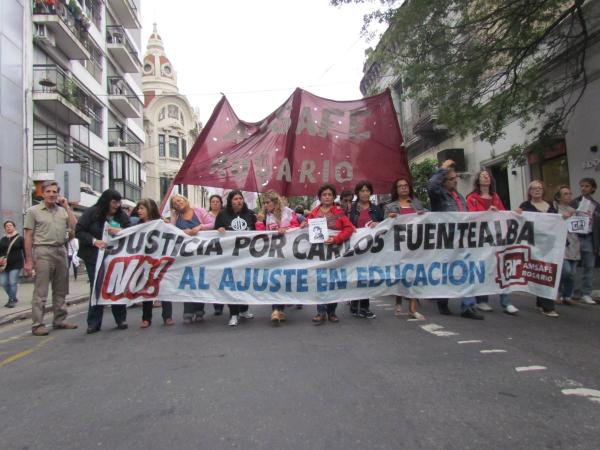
{"left": 34, "top": 24, "right": 56, "bottom": 47}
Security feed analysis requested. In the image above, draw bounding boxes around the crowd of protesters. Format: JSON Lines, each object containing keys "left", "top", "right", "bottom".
{"left": 3, "top": 160, "right": 599, "bottom": 336}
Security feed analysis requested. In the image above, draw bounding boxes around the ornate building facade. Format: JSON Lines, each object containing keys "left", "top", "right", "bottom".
{"left": 141, "top": 24, "right": 207, "bottom": 207}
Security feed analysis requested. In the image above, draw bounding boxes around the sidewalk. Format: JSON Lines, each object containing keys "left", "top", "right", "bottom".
{"left": 0, "top": 275, "right": 90, "bottom": 326}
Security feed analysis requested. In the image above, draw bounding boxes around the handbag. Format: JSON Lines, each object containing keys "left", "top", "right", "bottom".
{"left": 0, "top": 235, "right": 18, "bottom": 273}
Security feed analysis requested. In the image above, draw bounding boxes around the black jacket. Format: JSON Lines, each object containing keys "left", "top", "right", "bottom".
{"left": 214, "top": 209, "right": 256, "bottom": 231}
{"left": 0, "top": 234, "right": 24, "bottom": 271}
{"left": 76, "top": 205, "right": 130, "bottom": 264}
{"left": 518, "top": 200, "right": 557, "bottom": 214}
{"left": 348, "top": 201, "right": 384, "bottom": 227}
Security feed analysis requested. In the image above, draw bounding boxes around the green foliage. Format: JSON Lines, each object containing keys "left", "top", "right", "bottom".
{"left": 333, "top": 0, "right": 591, "bottom": 165}
{"left": 409, "top": 158, "right": 438, "bottom": 207}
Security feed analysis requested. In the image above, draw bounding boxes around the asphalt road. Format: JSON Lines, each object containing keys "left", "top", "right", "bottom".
{"left": 0, "top": 295, "right": 599, "bottom": 450}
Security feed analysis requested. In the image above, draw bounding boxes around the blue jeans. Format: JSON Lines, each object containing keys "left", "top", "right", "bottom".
{"left": 579, "top": 250, "right": 595, "bottom": 297}
{"left": 560, "top": 259, "right": 578, "bottom": 299}
{"left": 476, "top": 294, "right": 511, "bottom": 307}
{"left": 317, "top": 303, "right": 337, "bottom": 314}
{"left": 0, "top": 269, "right": 20, "bottom": 301}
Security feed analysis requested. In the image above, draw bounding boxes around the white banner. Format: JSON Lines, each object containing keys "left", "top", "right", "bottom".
{"left": 92, "top": 212, "right": 566, "bottom": 305}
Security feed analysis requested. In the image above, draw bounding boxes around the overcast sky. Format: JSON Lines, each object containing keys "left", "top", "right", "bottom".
{"left": 140, "top": 0, "right": 382, "bottom": 124}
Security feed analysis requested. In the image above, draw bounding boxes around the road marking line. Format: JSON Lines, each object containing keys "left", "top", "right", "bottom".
{"left": 420, "top": 323, "right": 459, "bottom": 337}
{"left": 561, "top": 388, "right": 600, "bottom": 404}
{"left": 480, "top": 349, "right": 507, "bottom": 354}
{"left": 0, "top": 337, "right": 54, "bottom": 368}
{"left": 515, "top": 366, "right": 547, "bottom": 372}
{"left": 458, "top": 340, "right": 482, "bottom": 344}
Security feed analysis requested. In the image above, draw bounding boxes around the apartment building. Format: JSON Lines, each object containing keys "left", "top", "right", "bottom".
{"left": 29, "top": 0, "right": 144, "bottom": 211}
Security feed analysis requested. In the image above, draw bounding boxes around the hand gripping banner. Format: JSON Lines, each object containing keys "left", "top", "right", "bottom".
{"left": 92, "top": 212, "right": 566, "bottom": 306}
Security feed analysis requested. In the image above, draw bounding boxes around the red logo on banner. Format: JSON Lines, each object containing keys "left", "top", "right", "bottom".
{"left": 495, "top": 246, "right": 557, "bottom": 288}
{"left": 101, "top": 255, "right": 174, "bottom": 301}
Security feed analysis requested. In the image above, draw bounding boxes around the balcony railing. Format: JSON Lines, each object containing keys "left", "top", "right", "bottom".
{"left": 33, "top": 64, "right": 92, "bottom": 121}
{"left": 106, "top": 25, "right": 141, "bottom": 72}
{"left": 107, "top": 76, "right": 143, "bottom": 117}
{"left": 108, "top": 127, "right": 142, "bottom": 156}
{"left": 32, "top": 0, "right": 91, "bottom": 58}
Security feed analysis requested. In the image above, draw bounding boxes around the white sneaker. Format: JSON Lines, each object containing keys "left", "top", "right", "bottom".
{"left": 580, "top": 295, "right": 595, "bottom": 305}
{"left": 475, "top": 302, "right": 493, "bottom": 312}
{"left": 239, "top": 311, "right": 254, "bottom": 319}
{"left": 503, "top": 304, "right": 519, "bottom": 315}
{"left": 228, "top": 315, "right": 239, "bottom": 326}
{"left": 542, "top": 310, "right": 559, "bottom": 318}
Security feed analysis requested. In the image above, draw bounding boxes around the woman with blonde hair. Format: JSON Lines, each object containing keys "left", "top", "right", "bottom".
{"left": 170, "top": 194, "right": 211, "bottom": 324}
{"left": 256, "top": 191, "right": 299, "bottom": 323}
{"left": 517, "top": 180, "right": 559, "bottom": 317}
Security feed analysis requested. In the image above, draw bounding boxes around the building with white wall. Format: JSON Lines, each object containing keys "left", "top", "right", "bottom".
{"left": 28, "top": 0, "right": 145, "bottom": 210}
{"left": 360, "top": 2, "right": 600, "bottom": 208}
{"left": 141, "top": 24, "right": 206, "bottom": 208}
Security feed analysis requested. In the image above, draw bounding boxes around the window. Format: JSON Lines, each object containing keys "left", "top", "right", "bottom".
{"left": 88, "top": 101, "right": 103, "bottom": 138}
{"left": 168, "top": 105, "right": 179, "bottom": 119}
{"left": 144, "top": 63, "right": 153, "bottom": 74}
{"left": 169, "top": 136, "right": 179, "bottom": 158}
{"left": 110, "top": 152, "right": 141, "bottom": 202}
{"left": 158, "top": 134, "right": 165, "bottom": 157}
{"left": 73, "top": 143, "right": 104, "bottom": 192}
{"left": 181, "top": 185, "right": 189, "bottom": 198}
{"left": 181, "top": 139, "right": 187, "bottom": 159}
{"left": 160, "top": 176, "right": 172, "bottom": 200}
{"left": 83, "top": 41, "right": 103, "bottom": 83}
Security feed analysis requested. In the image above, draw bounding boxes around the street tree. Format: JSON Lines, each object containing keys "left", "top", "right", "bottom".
{"left": 333, "top": 0, "right": 592, "bottom": 164}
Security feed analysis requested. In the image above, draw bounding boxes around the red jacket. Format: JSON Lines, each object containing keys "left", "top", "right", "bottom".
{"left": 306, "top": 204, "right": 355, "bottom": 245}
{"left": 466, "top": 192, "right": 505, "bottom": 212}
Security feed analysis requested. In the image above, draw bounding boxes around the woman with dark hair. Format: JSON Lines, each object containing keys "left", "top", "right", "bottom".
{"left": 348, "top": 180, "right": 383, "bottom": 319}
{"left": 215, "top": 190, "right": 257, "bottom": 326}
{"left": 76, "top": 189, "right": 130, "bottom": 333}
{"left": 204, "top": 194, "right": 225, "bottom": 315}
{"left": 136, "top": 198, "right": 174, "bottom": 328}
{"left": 0, "top": 220, "right": 25, "bottom": 308}
{"left": 466, "top": 169, "right": 518, "bottom": 315}
{"left": 384, "top": 177, "right": 426, "bottom": 320}
{"left": 517, "top": 180, "right": 559, "bottom": 317}
{"left": 305, "top": 184, "right": 355, "bottom": 324}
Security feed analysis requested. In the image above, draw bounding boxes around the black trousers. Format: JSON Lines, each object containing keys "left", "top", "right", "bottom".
{"left": 350, "top": 299, "right": 369, "bottom": 312}
{"left": 142, "top": 300, "right": 172, "bottom": 323}
{"left": 85, "top": 261, "right": 126, "bottom": 329}
{"left": 536, "top": 297, "right": 555, "bottom": 312}
{"left": 183, "top": 302, "right": 205, "bottom": 316}
{"left": 228, "top": 304, "right": 249, "bottom": 317}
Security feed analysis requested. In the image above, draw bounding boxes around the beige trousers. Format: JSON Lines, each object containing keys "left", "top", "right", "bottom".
{"left": 31, "top": 245, "right": 68, "bottom": 328}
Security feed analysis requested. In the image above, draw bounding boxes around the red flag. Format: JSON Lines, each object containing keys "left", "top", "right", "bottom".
{"left": 174, "top": 88, "right": 408, "bottom": 196}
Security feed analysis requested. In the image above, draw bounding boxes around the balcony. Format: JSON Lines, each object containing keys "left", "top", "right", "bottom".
{"left": 411, "top": 111, "right": 448, "bottom": 142}
{"left": 33, "top": 133, "right": 68, "bottom": 173}
{"left": 106, "top": 25, "right": 141, "bottom": 73}
{"left": 108, "top": 76, "right": 143, "bottom": 118}
{"left": 32, "top": 1, "right": 91, "bottom": 60}
{"left": 108, "top": 127, "right": 142, "bottom": 157}
{"left": 107, "top": 0, "right": 140, "bottom": 29}
{"left": 33, "top": 65, "right": 91, "bottom": 125}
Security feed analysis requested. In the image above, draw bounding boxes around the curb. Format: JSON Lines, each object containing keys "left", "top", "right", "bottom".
{"left": 0, "top": 295, "right": 89, "bottom": 327}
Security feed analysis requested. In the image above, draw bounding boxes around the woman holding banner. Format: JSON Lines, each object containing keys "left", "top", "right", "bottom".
{"left": 348, "top": 180, "right": 383, "bottom": 319}
{"left": 138, "top": 198, "right": 174, "bottom": 328}
{"left": 517, "top": 180, "right": 559, "bottom": 317}
{"left": 466, "top": 169, "right": 519, "bottom": 315}
{"left": 384, "top": 177, "right": 426, "bottom": 320}
{"left": 76, "top": 189, "right": 130, "bottom": 334}
{"left": 256, "top": 191, "right": 300, "bottom": 324}
{"left": 170, "top": 194, "right": 210, "bottom": 325}
{"left": 215, "top": 190, "right": 257, "bottom": 326}
{"left": 202, "top": 195, "right": 225, "bottom": 316}
{"left": 305, "top": 184, "right": 355, "bottom": 325}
